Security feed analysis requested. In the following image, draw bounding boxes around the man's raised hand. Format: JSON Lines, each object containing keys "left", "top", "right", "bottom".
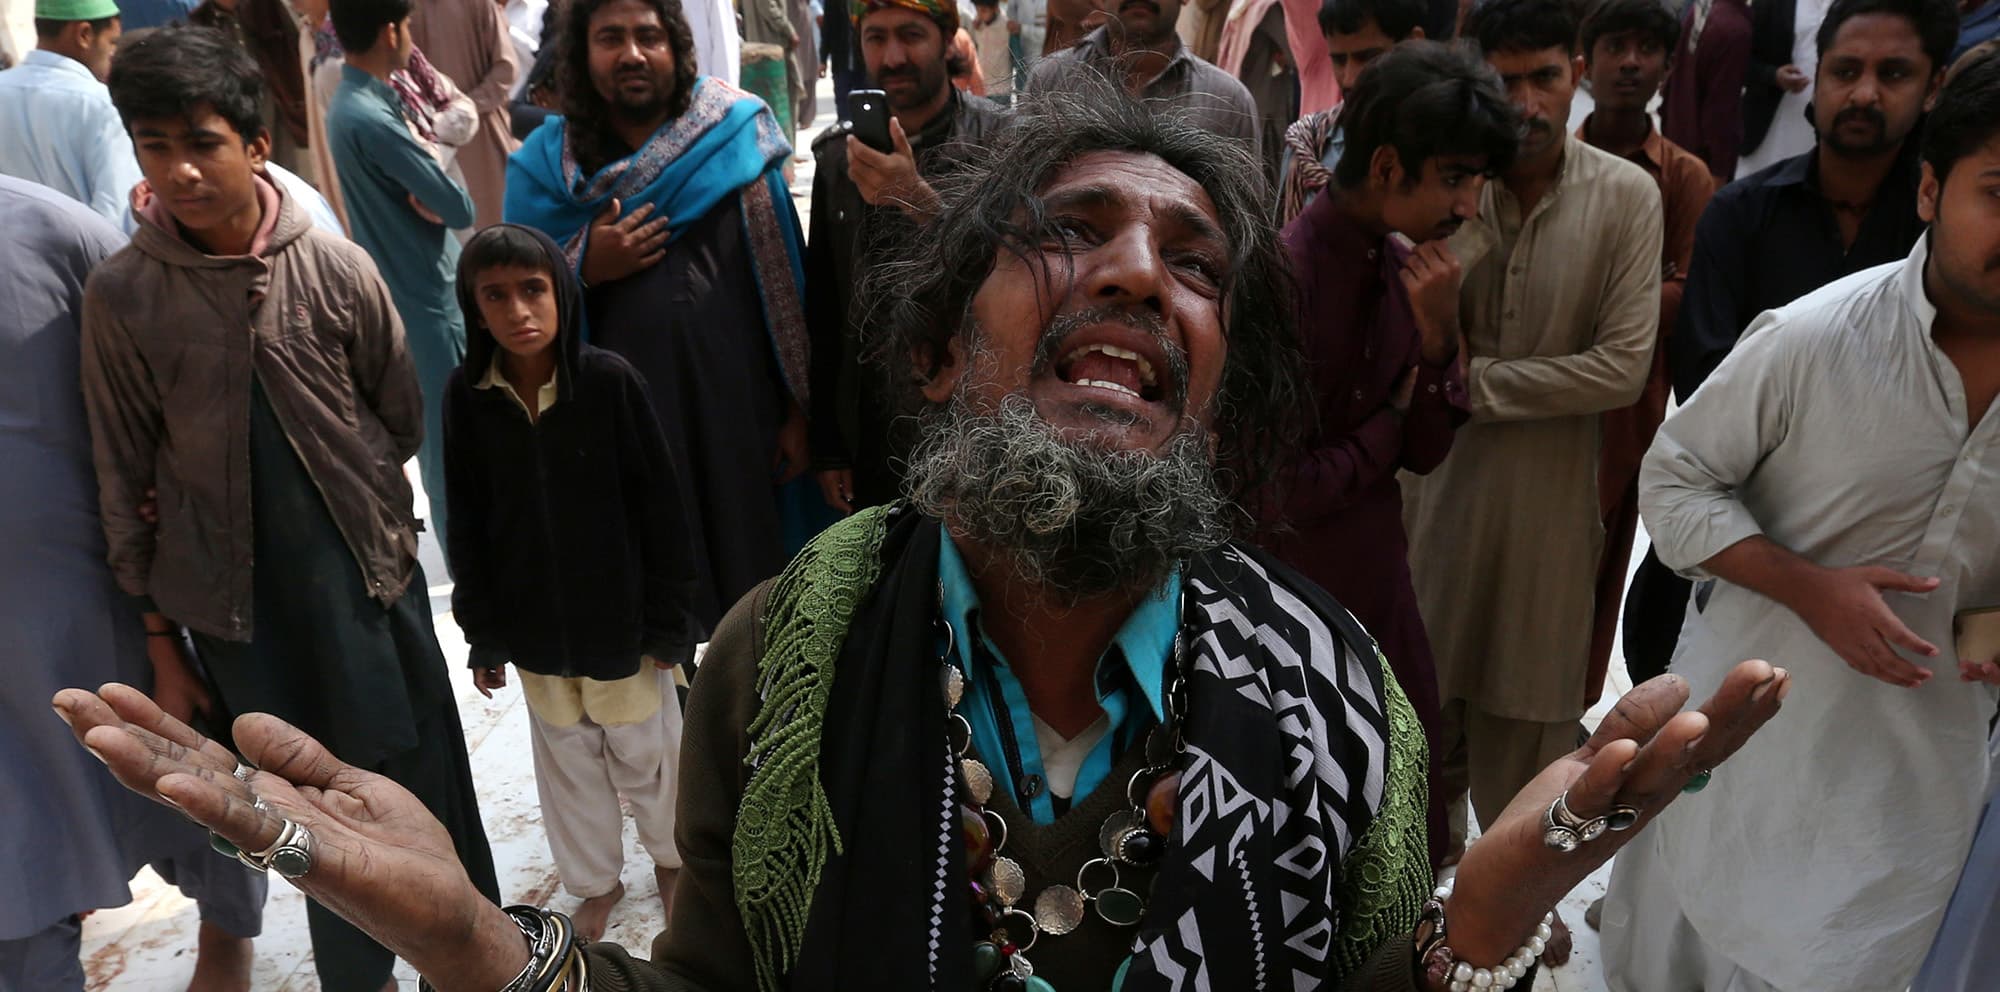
{"left": 1443, "top": 660, "right": 1789, "bottom": 965}
{"left": 51, "top": 685, "right": 530, "bottom": 992}
{"left": 847, "top": 119, "right": 941, "bottom": 220}
{"left": 1399, "top": 240, "right": 1464, "bottom": 366}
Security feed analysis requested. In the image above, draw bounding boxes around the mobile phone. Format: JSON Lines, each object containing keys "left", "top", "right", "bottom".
{"left": 847, "top": 89, "right": 893, "bottom": 154}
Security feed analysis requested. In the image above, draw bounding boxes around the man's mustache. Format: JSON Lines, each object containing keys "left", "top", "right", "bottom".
{"left": 1833, "top": 106, "right": 1887, "bottom": 130}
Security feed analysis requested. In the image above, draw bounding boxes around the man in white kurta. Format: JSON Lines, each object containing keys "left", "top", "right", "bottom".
{"left": 1601, "top": 229, "right": 2000, "bottom": 989}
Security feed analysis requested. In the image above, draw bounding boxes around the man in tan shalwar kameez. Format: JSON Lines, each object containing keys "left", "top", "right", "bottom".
{"left": 1401, "top": 0, "right": 1660, "bottom": 854}
{"left": 409, "top": 0, "right": 518, "bottom": 230}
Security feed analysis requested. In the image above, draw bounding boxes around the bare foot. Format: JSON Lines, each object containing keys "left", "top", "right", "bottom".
{"left": 655, "top": 865, "right": 680, "bottom": 923}
{"left": 1543, "top": 910, "right": 1575, "bottom": 967}
{"left": 573, "top": 881, "right": 626, "bottom": 942}
{"left": 185, "top": 921, "right": 251, "bottom": 992}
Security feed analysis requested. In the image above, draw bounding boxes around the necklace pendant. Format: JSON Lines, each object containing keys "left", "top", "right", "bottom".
{"left": 972, "top": 941, "right": 1006, "bottom": 985}
{"left": 1111, "top": 826, "right": 1165, "bottom": 867}
{"left": 961, "top": 758, "right": 995, "bottom": 806}
{"left": 1097, "top": 810, "right": 1141, "bottom": 859}
{"left": 1032, "top": 885, "right": 1087, "bottom": 936}
{"left": 1095, "top": 886, "right": 1146, "bottom": 927}
{"left": 985, "top": 855, "right": 1026, "bottom": 906}
{"left": 962, "top": 804, "right": 996, "bottom": 874}
{"left": 942, "top": 663, "right": 966, "bottom": 707}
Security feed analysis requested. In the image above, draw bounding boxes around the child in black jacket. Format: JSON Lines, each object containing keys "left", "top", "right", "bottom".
{"left": 443, "top": 224, "right": 694, "bottom": 940}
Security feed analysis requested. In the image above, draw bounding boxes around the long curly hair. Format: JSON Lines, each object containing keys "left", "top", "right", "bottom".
{"left": 859, "top": 70, "right": 1307, "bottom": 529}
{"left": 557, "top": 0, "right": 700, "bottom": 175}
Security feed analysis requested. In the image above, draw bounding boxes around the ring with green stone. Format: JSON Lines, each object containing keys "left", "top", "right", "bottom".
{"left": 1682, "top": 769, "right": 1713, "bottom": 794}
{"left": 209, "top": 832, "right": 241, "bottom": 859}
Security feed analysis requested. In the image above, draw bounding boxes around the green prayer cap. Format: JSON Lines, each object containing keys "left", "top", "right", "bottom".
{"left": 35, "top": 0, "right": 121, "bottom": 21}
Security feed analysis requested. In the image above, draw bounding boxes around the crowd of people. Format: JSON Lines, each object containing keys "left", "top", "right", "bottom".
{"left": 2, "top": 0, "right": 1998, "bottom": 990}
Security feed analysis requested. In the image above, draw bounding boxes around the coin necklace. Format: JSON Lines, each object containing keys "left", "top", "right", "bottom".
{"left": 939, "top": 588, "right": 1192, "bottom": 992}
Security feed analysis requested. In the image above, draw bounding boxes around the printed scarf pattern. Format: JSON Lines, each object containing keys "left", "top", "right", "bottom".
{"left": 1281, "top": 109, "right": 1340, "bottom": 223}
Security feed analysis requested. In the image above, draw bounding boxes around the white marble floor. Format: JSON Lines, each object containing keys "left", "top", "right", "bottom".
{"left": 80, "top": 77, "right": 1638, "bottom": 991}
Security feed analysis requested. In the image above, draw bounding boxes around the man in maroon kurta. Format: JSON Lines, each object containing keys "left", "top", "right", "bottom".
{"left": 1263, "top": 40, "right": 1518, "bottom": 866}
{"left": 1660, "top": 0, "right": 1753, "bottom": 184}
{"left": 1575, "top": 0, "right": 1714, "bottom": 699}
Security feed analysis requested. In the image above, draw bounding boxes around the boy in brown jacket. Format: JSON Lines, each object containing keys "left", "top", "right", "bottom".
{"left": 76, "top": 25, "right": 499, "bottom": 992}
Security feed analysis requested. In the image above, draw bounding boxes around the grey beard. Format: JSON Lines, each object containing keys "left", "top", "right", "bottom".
{"left": 903, "top": 393, "right": 1232, "bottom": 605}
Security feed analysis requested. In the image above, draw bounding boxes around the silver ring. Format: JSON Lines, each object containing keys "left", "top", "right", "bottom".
{"left": 252, "top": 795, "right": 270, "bottom": 815}
{"left": 233, "top": 762, "right": 254, "bottom": 783}
{"left": 236, "top": 818, "right": 314, "bottom": 878}
{"left": 1558, "top": 791, "right": 1610, "bottom": 841}
{"left": 1542, "top": 791, "right": 1610, "bottom": 851}
{"left": 269, "top": 822, "right": 314, "bottom": 879}
{"left": 1605, "top": 803, "right": 1642, "bottom": 831}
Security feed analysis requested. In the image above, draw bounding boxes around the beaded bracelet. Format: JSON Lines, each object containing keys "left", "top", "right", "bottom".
{"left": 1415, "top": 878, "right": 1553, "bottom": 992}
{"left": 417, "top": 906, "right": 589, "bottom": 992}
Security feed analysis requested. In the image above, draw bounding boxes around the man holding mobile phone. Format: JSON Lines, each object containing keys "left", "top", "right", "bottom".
{"left": 806, "top": 0, "right": 1005, "bottom": 514}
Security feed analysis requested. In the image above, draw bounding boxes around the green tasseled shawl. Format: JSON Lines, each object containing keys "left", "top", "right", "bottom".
{"left": 731, "top": 506, "right": 893, "bottom": 992}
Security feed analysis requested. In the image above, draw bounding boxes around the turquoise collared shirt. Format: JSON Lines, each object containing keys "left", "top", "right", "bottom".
{"left": 937, "top": 533, "right": 1179, "bottom": 824}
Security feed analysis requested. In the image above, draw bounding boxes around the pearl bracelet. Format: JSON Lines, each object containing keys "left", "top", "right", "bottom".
{"left": 1415, "top": 877, "right": 1554, "bottom": 992}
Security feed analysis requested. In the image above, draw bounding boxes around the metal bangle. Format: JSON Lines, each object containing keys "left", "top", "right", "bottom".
{"left": 418, "top": 907, "right": 583, "bottom": 992}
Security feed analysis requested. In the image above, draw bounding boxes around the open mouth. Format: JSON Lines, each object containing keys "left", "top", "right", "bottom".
{"left": 1055, "top": 340, "right": 1164, "bottom": 403}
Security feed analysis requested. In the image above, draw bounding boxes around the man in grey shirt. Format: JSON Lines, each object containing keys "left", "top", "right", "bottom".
{"left": 0, "top": 173, "right": 265, "bottom": 992}
{"left": 1027, "top": 0, "right": 1260, "bottom": 159}
{"left": 1601, "top": 52, "right": 2000, "bottom": 992}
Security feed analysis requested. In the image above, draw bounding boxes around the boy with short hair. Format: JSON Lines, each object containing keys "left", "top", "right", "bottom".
{"left": 79, "top": 24, "right": 498, "bottom": 992}
{"left": 444, "top": 223, "right": 696, "bottom": 942}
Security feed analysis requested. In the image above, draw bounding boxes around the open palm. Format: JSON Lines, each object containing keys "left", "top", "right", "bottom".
{"left": 1446, "top": 659, "right": 1790, "bottom": 962}
{"left": 52, "top": 683, "right": 525, "bottom": 988}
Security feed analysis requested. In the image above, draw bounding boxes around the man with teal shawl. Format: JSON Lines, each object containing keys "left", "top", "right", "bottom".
{"left": 504, "top": 0, "right": 828, "bottom": 636}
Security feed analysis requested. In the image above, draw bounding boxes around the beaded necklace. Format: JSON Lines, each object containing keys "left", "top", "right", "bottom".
{"left": 937, "top": 587, "right": 1192, "bottom": 991}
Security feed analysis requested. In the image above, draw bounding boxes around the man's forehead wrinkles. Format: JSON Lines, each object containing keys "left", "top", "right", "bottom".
{"left": 1039, "top": 180, "right": 1226, "bottom": 246}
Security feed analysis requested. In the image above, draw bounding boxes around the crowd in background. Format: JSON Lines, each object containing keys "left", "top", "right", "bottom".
{"left": 4, "top": 0, "right": 2000, "bottom": 989}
